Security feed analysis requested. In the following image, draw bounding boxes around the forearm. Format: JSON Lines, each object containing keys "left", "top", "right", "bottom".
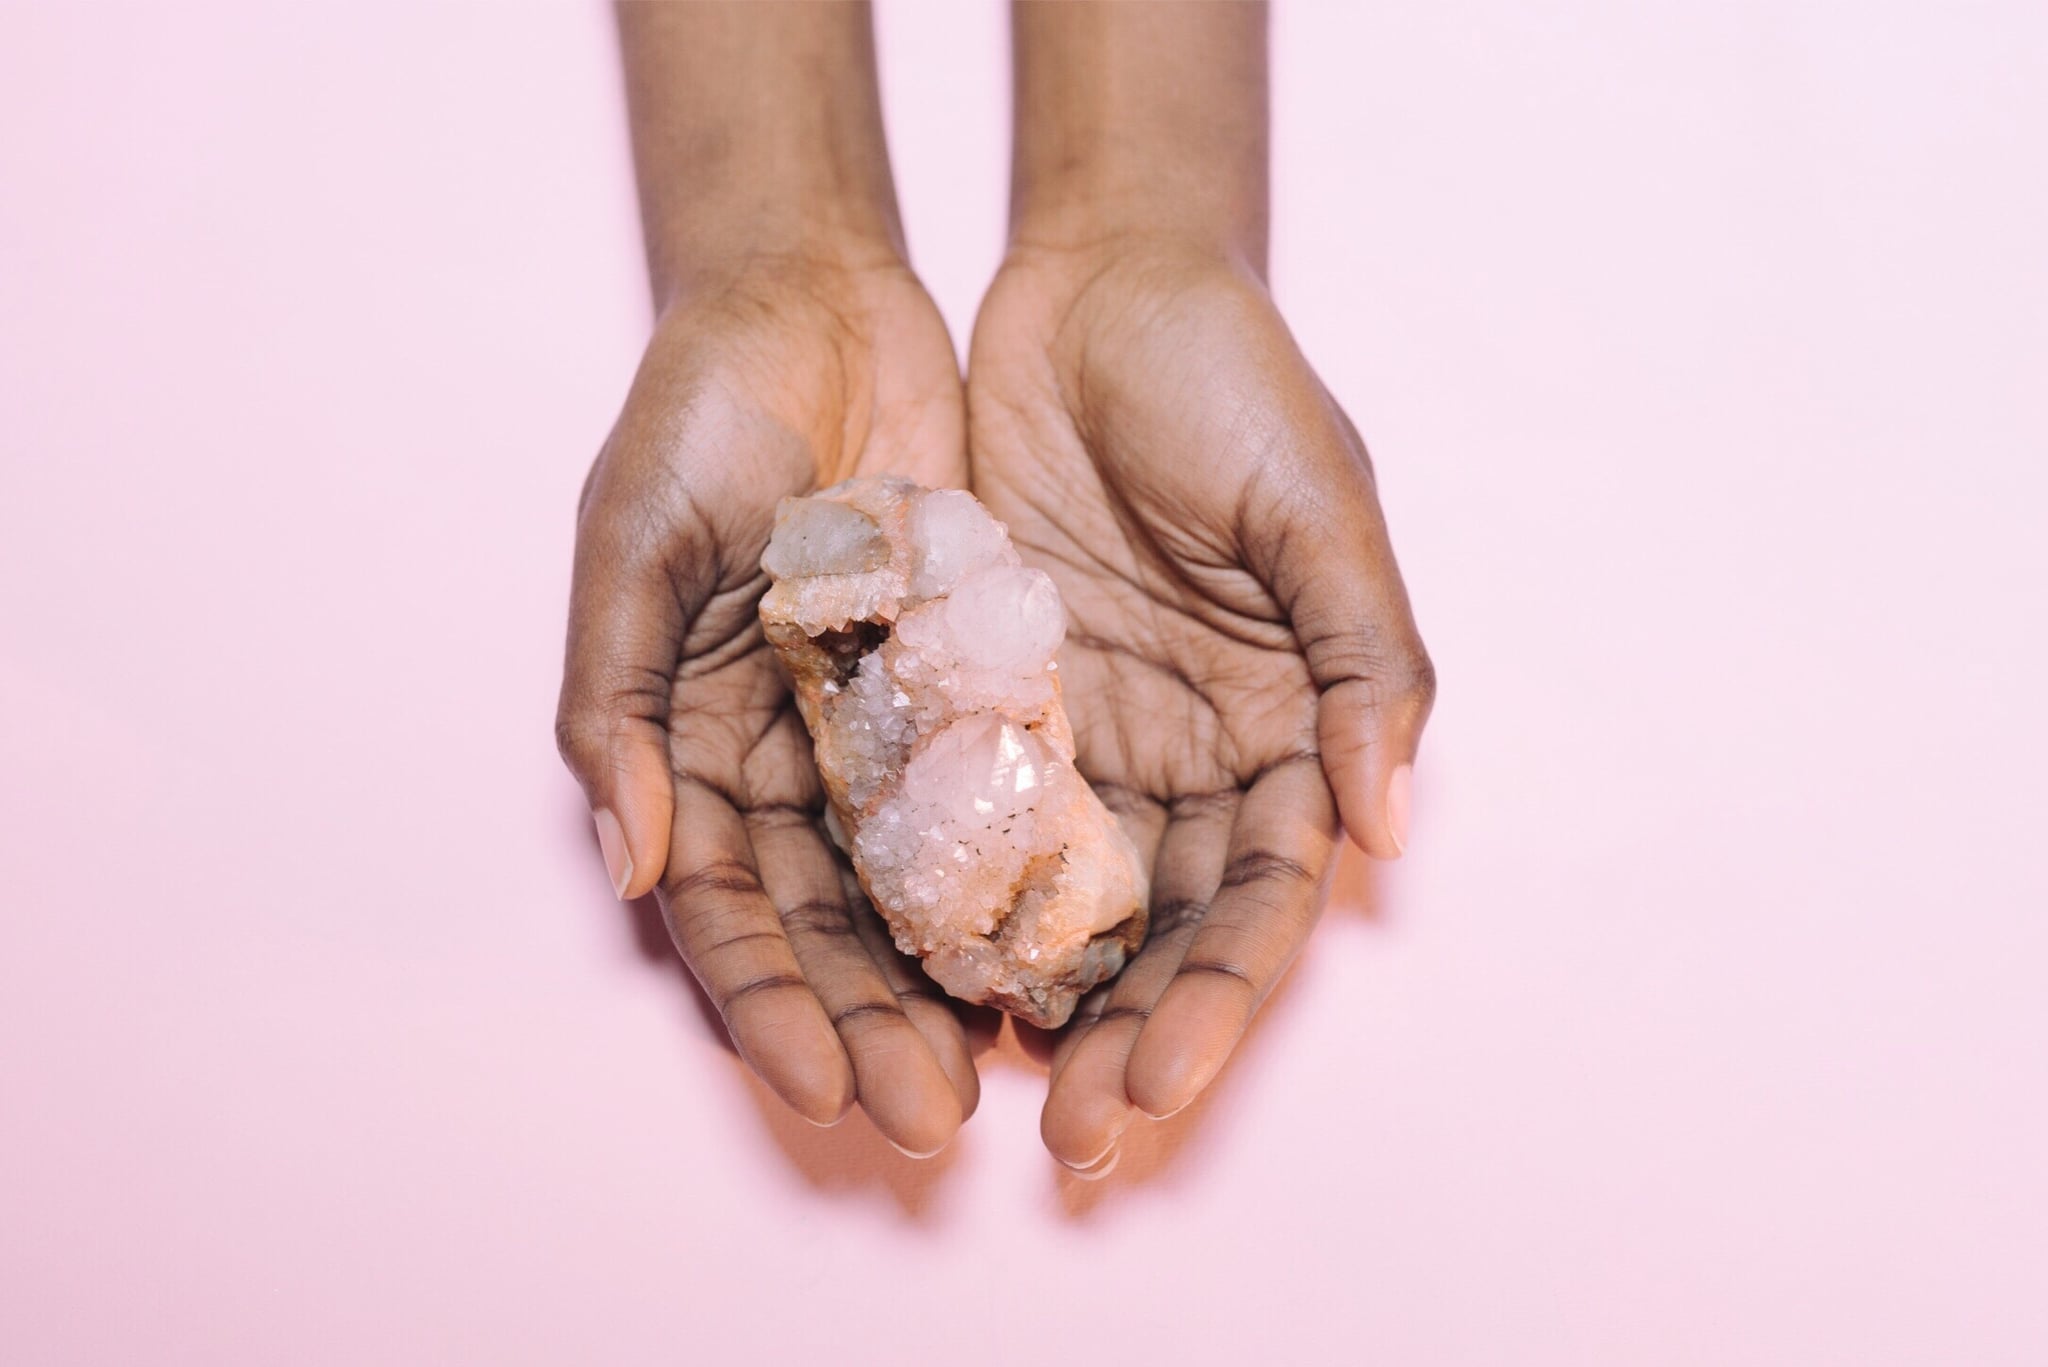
{"left": 1008, "top": 0, "right": 1269, "bottom": 269}
{"left": 617, "top": 0, "right": 904, "bottom": 307}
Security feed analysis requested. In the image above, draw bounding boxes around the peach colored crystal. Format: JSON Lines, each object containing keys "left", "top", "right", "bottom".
{"left": 760, "top": 477, "right": 1148, "bottom": 1027}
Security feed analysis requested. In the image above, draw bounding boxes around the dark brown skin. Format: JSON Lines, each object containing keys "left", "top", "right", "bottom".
{"left": 558, "top": 1, "right": 1434, "bottom": 1167}
{"left": 977, "top": 2, "right": 1434, "bottom": 1176}
{"left": 556, "top": 3, "right": 976, "bottom": 1157}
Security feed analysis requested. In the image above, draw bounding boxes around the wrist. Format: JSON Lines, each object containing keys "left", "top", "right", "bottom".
{"left": 651, "top": 206, "right": 906, "bottom": 312}
{"left": 997, "top": 204, "right": 1268, "bottom": 301}
{"left": 1007, "top": 0, "right": 1269, "bottom": 272}
{"left": 619, "top": 1, "right": 907, "bottom": 310}
{"left": 1007, "top": 195, "right": 1265, "bottom": 278}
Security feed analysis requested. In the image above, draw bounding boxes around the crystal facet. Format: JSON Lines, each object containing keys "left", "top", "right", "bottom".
{"left": 760, "top": 477, "right": 1148, "bottom": 1027}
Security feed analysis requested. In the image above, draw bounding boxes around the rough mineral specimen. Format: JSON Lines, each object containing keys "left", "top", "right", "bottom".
{"left": 759, "top": 477, "right": 1148, "bottom": 1028}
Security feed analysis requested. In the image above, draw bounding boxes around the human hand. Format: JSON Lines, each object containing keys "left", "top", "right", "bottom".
{"left": 556, "top": 3, "right": 981, "bottom": 1156}
{"left": 557, "top": 253, "right": 984, "bottom": 1156}
{"left": 967, "top": 237, "right": 1435, "bottom": 1172}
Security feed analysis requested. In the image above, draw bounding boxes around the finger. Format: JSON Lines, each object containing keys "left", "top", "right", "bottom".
{"left": 1126, "top": 758, "right": 1338, "bottom": 1119}
{"left": 1042, "top": 986, "right": 1110, "bottom": 1080}
{"left": 662, "top": 781, "right": 854, "bottom": 1126}
{"left": 1039, "top": 778, "right": 1168, "bottom": 1085}
{"left": 1041, "top": 789, "right": 1238, "bottom": 1168}
{"left": 1256, "top": 406, "right": 1436, "bottom": 860}
{"left": 845, "top": 891, "right": 984, "bottom": 1126}
{"left": 952, "top": 1003, "right": 1006, "bottom": 1057}
{"left": 556, "top": 512, "right": 690, "bottom": 901}
{"left": 747, "top": 810, "right": 964, "bottom": 1157}
{"left": 1031, "top": 785, "right": 1169, "bottom": 1153}
{"left": 836, "top": 856, "right": 988, "bottom": 1113}
{"left": 1043, "top": 787, "right": 1230, "bottom": 1088}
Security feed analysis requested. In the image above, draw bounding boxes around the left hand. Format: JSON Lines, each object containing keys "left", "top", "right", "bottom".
{"left": 556, "top": 251, "right": 980, "bottom": 1156}
{"left": 966, "top": 238, "right": 1436, "bottom": 1173}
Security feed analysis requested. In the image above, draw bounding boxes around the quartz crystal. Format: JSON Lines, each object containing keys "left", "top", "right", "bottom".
{"left": 760, "top": 477, "right": 1148, "bottom": 1027}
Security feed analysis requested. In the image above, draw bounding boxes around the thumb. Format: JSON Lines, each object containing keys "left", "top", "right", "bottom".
{"left": 1259, "top": 428, "right": 1436, "bottom": 860}
{"left": 555, "top": 524, "right": 688, "bottom": 901}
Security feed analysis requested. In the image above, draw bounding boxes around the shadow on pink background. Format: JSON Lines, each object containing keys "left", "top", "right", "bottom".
{"left": 577, "top": 792, "right": 1347, "bottom": 1222}
{"left": 3, "top": 3, "right": 2044, "bottom": 1363}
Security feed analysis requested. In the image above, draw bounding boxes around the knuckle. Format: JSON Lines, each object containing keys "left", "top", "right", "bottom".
{"left": 1395, "top": 646, "right": 1438, "bottom": 712}
{"left": 664, "top": 858, "right": 766, "bottom": 904}
{"left": 1316, "top": 626, "right": 1437, "bottom": 720}
{"left": 715, "top": 971, "right": 810, "bottom": 1018}
{"left": 1219, "top": 850, "right": 1315, "bottom": 892}
{"left": 553, "top": 708, "right": 604, "bottom": 772}
{"left": 1301, "top": 613, "right": 1391, "bottom": 682}
{"left": 780, "top": 898, "right": 856, "bottom": 940}
{"left": 1150, "top": 897, "right": 1211, "bottom": 937}
{"left": 555, "top": 681, "right": 670, "bottom": 779}
{"left": 693, "top": 929, "right": 781, "bottom": 965}
{"left": 745, "top": 802, "right": 820, "bottom": 835}
{"left": 829, "top": 998, "right": 910, "bottom": 1033}
{"left": 1177, "top": 955, "right": 1259, "bottom": 996}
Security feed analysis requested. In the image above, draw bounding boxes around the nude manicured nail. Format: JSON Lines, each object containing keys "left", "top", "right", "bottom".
{"left": 593, "top": 807, "right": 633, "bottom": 900}
{"left": 1385, "top": 764, "right": 1413, "bottom": 857}
{"left": 1068, "top": 1145, "right": 1121, "bottom": 1182}
{"left": 887, "top": 1138, "right": 946, "bottom": 1160}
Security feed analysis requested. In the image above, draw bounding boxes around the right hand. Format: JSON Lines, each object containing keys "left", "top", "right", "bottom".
{"left": 967, "top": 238, "right": 1435, "bottom": 1172}
{"left": 555, "top": 250, "right": 980, "bottom": 1156}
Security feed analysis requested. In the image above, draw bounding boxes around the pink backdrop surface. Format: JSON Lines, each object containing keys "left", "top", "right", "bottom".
{"left": 4, "top": 3, "right": 2045, "bottom": 1363}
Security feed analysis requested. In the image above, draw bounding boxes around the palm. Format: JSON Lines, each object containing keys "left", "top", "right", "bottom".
{"left": 966, "top": 248, "right": 1389, "bottom": 1170}
{"left": 635, "top": 265, "right": 966, "bottom": 832}
{"left": 970, "top": 274, "right": 1322, "bottom": 812}
{"left": 563, "top": 260, "right": 981, "bottom": 1153}
{"left": 970, "top": 250, "right": 1334, "bottom": 862}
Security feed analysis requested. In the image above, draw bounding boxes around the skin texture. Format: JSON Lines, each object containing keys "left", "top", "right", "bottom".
{"left": 978, "top": 3, "right": 1435, "bottom": 1172}
{"left": 557, "top": 3, "right": 983, "bottom": 1156}
{"left": 971, "top": 241, "right": 1434, "bottom": 1171}
{"left": 560, "top": 1, "right": 1433, "bottom": 1165}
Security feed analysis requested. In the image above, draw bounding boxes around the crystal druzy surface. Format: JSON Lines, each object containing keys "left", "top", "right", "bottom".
{"left": 759, "top": 477, "right": 1147, "bottom": 1028}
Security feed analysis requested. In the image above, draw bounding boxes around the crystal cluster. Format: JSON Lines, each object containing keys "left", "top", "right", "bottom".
{"left": 759, "top": 477, "right": 1148, "bottom": 1028}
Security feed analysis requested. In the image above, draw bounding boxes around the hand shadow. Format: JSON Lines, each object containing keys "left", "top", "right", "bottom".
{"left": 578, "top": 801, "right": 964, "bottom": 1219}
{"left": 578, "top": 800, "right": 1388, "bottom": 1217}
{"left": 1045, "top": 840, "right": 1387, "bottom": 1217}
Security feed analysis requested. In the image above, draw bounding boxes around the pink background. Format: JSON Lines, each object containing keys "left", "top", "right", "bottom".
{"left": 4, "top": 2, "right": 2045, "bottom": 1362}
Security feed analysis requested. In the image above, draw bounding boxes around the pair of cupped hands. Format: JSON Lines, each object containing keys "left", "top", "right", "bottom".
{"left": 556, "top": 231, "right": 1434, "bottom": 1175}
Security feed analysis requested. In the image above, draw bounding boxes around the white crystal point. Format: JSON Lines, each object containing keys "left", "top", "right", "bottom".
{"left": 762, "top": 497, "right": 889, "bottom": 579}
{"left": 759, "top": 478, "right": 1148, "bottom": 1027}
{"left": 902, "top": 713, "right": 1050, "bottom": 814}
{"left": 906, "top": 488, "right": 1011, "bottom": 599}
{"left": 944, "top": 566, "right": 1065, "bottom": 674}
{"left": 758, "top": 479, "right": 916, "bottom": 635}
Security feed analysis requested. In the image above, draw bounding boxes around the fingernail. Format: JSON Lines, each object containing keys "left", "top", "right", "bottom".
{"left": 1068, "top": 1145, "right": 1121, "bottom": 1181}
{"left": 593, "top": 807, "right": 633, "bottom": 899}
{"left": 1385, "top": 764, "right": 1413, "bottom": 857}
{"left": 1068, "top": 1136, "right": 1118, "bottom": 1170}
{"left": 887, "top": 1138, "right": 946, "bottom": 1160}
